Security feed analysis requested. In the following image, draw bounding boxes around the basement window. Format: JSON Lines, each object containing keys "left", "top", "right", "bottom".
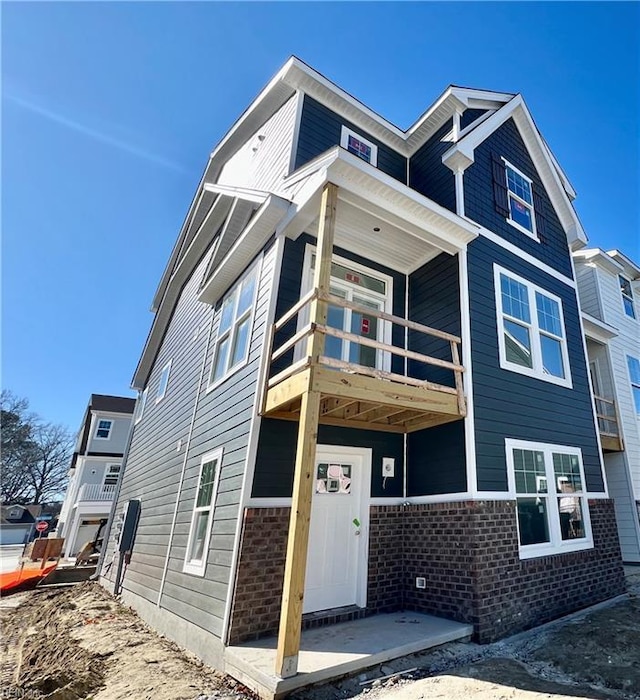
{"left": 506, "top": 439, "right": 593, "bottom": 559}
{"left": 183, "top": 449, "right": 223, "bottom": 576}
{"left": 340, "top": 126, "right": 378, "bottom": 167}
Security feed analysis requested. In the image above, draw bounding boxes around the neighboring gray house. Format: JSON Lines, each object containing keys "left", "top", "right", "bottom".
{"left": 0, "top": 504, "right": 40, "bottom": 545}
{"left": 574, "top": 248, "right": 640, "bottom": 562}
{"left": 100, "top": 57, "right": 623, "bottom": 694}
{"left": 56, "top": 394, "right": 135, "bottom": 556}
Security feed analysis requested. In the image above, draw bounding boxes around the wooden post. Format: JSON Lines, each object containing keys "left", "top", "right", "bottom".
{"left": 275, "top": 183, "right": 337, "bottom": 678}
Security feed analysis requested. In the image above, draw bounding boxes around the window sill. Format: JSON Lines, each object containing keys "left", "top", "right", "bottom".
{"left": 499, "top": 360, "right": 573, "bottom": 389}
{"left": 206, "top": 355, "right": 251, "bottom": 394}
{"left": 519, "top": 538, "right": 594, "bottom": 560}
{"left": 506, "top": 217, "right": 539, "bottom": 241}
{"left": 182, "top": 562, "right": 207, "bottom": 577}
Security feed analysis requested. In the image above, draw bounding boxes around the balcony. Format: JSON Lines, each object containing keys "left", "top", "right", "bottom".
{"left": 75, "top": 483, "right": 117, "bottom": 504}
{"left": 594, "top": 396, "right": 624, "bottom": 452}
{"left": 261, "top": 289, "right": 466, "bottom": 433}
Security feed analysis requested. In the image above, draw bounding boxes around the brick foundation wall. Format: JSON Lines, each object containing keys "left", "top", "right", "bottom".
{"left": 227, "top": 499, "right": 624, "bottom": 645}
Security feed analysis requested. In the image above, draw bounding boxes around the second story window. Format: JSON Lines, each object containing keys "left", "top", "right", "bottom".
{"left": 627, "top": 356, "right": 640, "bottom": 416}
{"left": 495, "top": 266, "right": 571, "bottom": 388}
{"left": 340, "top": 126, "right": 378, "bottom": 167}
{"left": 103, "top": 463, "right": 121, "bottom": 488}
{"left": 505, "top": 161, "right": 535, "bottom": 237}
{"left": 209, "top": 264, "right": 259, "bottom": 387}
{"left": 95, "top": 419, "right": 112, "bottom": 440}
{"left": 619, "top": 275, "right": 636, "bottom": 319}
{"left": 134, "top": 388, "right": 148, "bottom": 425}
{"left": 156, "top": 361, "right": 171, "bottom": 403}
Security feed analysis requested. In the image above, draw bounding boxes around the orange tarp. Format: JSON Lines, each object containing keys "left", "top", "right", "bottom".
{"left": 0, "top": 564, "right": 57, "bottom": 593}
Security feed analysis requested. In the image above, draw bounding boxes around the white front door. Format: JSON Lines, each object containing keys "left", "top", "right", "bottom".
{"left": 303, "top": 446, "right": 370, "bottom": 614}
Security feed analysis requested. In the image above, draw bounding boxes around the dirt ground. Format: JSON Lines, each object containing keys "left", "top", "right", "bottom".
{"left": 1, "top": 570, "right": 639, "bottom": 700}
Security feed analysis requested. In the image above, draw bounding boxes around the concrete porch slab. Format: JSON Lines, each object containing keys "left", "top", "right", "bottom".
{"left": 224, "top": 612, "right": 473, "bottom": 699}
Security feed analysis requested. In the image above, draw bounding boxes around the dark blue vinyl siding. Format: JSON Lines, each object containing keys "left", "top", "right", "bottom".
{"left": 408, "top": 252, "right": 460, "bottom": 388}
{"left": 409, "top": 118, "right": 456, "bottom": 213}
{"left": 407, "top": 422, "right": 466, "bottom": 496}
{"left": 460, "top": 108, "right": 488, "bottom": 130}
{"left": 253, "top": 419, "right": 404, "bottom": 498}
{"left": 464, "top": 118, "right": 573, "bottom": 278}
{"left": 271, "top": 234, "right": 406, "bottom": 378}
{"left": 468, "top": 235, "right": 603, "bottom": 492}
{"left": 295, "top": 96, "right": 406, "bottom": 183}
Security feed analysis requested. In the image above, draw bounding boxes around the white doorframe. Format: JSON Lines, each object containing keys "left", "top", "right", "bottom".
{"left": 309, "top": 444, "right": 372, "bottom": 610}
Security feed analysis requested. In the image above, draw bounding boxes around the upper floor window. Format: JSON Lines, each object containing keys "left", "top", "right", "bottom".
{"left": 619, "top": 275, "right": 636, "bottom": 319}
{"left": 505, "top": 161, "right": 536, "bottom": 237}
{"left": 340, "top": 126, "right": 378, "bottom": 167}
{"left": 134, "top": 388, "right": 148, "bottom": 425}
{"left": 94, "top": 419, "right": 113, "bottom": 440}
{"left": 156, "top": 361, "right": 171, "bottom": 403}
{"left": 495, "top": 266, "right": 571, "bottom": 388}
{"left": 209, "top": 264, "right": 259, "bottom": 387}
{"left": 506, "top": 439, "right": 592, "bottom": 559}
{"left": 627, "top": 355, "right": 640, "bottom": 416}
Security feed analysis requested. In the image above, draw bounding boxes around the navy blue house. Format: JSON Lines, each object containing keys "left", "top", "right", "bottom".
{"left": 101, "top": 58, "right": 624, "bottom": 690}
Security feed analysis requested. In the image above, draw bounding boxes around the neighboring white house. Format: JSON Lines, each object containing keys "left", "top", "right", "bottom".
{"left": 574, "top": 248, "right": 640, "bottom": 562}
{"left": 56, "top": 394, "right": 135, "bottom": 556}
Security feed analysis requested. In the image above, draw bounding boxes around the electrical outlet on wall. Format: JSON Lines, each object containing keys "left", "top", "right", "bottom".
{"left": 382, "top": 457, "right": 395, "bottom": 477}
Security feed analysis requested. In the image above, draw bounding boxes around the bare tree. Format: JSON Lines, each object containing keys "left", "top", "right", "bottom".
{"left": 1, "top": 390, "right": 73, "bottom": 505}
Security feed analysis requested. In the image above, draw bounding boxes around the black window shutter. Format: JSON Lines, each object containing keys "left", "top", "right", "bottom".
{"left": 491, "top": 152, "right": 510, "bottom": 218}
{"left": 532, "top": 186, "right": 547, "bottom": 243}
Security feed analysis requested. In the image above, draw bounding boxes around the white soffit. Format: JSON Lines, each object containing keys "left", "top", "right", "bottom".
{"left": 581, "top": 312, "right": 618, "bottom": 342}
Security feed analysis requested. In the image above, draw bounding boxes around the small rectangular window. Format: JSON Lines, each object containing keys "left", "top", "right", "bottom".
{"left": 619, "top": 275, "right": 636, "bottom": 319}
{"left": 94, "top": 419, "right": 112, "bottom": 440}
{"left": 103, "top": 463, "right": 121, "bottom": 488}
{"left": 156, "top": 362, "right": 171, "bottom": 403}
{"left": 134, "top": 388, "right": 148, "bottom": 425}
{"left": 507, "top": 439, "right": 592, "bottom": 559}
{"left": 627, "top": 356, "right": 640, "bottom": 415}
{"left": 495, "top": 266, "right": 571, "bottom": 387}
{"left": 209, "top": 265, "right": 259, "bottom": 387}
{"left": 183, "top": 449, "right": 223, "bottom": 576}
{"left": 340, "top": 126, "right": 378, "bottom": 167}
{"left": 504, "top": 160, "right": 536, "bottom": 238}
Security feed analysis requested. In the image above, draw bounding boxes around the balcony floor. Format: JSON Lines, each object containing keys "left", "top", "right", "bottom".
{"left": 263, "top": 366, "right": 464, "bottom": 433}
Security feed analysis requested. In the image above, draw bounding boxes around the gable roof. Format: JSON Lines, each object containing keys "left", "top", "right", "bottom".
{"left": 441, "top": 95, "right": 587, "bottom": 248}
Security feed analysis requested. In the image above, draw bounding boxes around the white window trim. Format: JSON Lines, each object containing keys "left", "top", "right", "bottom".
{"left": 505, "top": 438, "right": 594, "bottom": 559}
{"left": 502, "top": 158, "right": 539, "bottom": 241}
{"left": 94, "top": 419, "right": 113, "bottom": 440}
{"left": 494, "top": 264, "right": 572, "bottom": 388}
{"left": 103, "top": 463, "right": 121, "bottom": 489}
{"left": 207, "top": 261, "right": 261, "bottom": 392}
{"left": 156, "top": 361, "right": 172, "bottom": 403}
{"left": 134, "top": 387, "right": 148, "bottom": 425}
{"left": 183, "top": 448, "right": 223, "bottom": 577}
{"left": 298, "top": 244, "right": 394, "bottom": 372}
{"left": 619, "top": 274, "right": 637, "bottom": 320}
{"left": 627, "top": 355, "right": 640, "bottom": 417}
{"left": 340, "top": 126, "right": 378, "bottom": 167}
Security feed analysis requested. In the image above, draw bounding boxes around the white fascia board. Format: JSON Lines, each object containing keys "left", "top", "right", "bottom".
{"left": 574, "top": 248, "right": 625, "bottom": 276}
{"left": 606, "top": 249, "right": 640, "bottom": 280}
{"left": 197, "top": 195, "right": 290, "bottom": 305}
{"left": 581, "top": 312, "right": 619, "bottom": 342}
{"left": 278, "top": 147, "right": 478, "bottom": 254}
{"left": 442, "top": 95, "right": 587, "bottom": 247}
{"left": 202, "top": 182, "right": 271, "bottom": 205}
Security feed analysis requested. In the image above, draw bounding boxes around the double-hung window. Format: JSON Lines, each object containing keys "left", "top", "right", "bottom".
{"left": 94, "top": 419, "right": 112, "bottom": 440}
{"left": 340, "top": 126, "right": 378, "bottom": 167}
{"left": 504, "top": 160, "right": 536, "bottom": 237}
{"left": 627, "top": 356, "right": 640, "bottom": 416}
{"left": 103, "top": 463, "right": 121, "bottom": 490}
{"left": 209, "top": 264, "right": 259, "bottom": 386}
{"left": 183, "top": 449, "right": 222, "bottom": 576}
{"left": 134, "top": 388, "right": 148, "bottom": 425}
{"left": 495, "top": 266, "right": 571, "bottom": 387}
{"left": 619, "top": 275, "right": 636, "bottom": 319}
{"left": 156, "top": 362, "right": 171, "bottom": 403}
{"left": 506, "top": 439, "right": 592, "bottom": 559}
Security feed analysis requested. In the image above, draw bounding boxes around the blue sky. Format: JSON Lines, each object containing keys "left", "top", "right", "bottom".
{"left": 3, "top": 2, "right": 638, "bottom": 431}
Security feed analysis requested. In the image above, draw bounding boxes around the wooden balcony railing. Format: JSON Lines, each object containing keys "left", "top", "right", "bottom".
{"left": 594, "top": 395, "right": 624, "bottom": 452}
{"left": 261, "top": 289, "right": 466, "bottom": 433}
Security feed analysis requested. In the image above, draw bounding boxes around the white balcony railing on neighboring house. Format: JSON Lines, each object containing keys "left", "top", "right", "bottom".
{"left": 76, "top": 483, "right": 117, "bottom": 503}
